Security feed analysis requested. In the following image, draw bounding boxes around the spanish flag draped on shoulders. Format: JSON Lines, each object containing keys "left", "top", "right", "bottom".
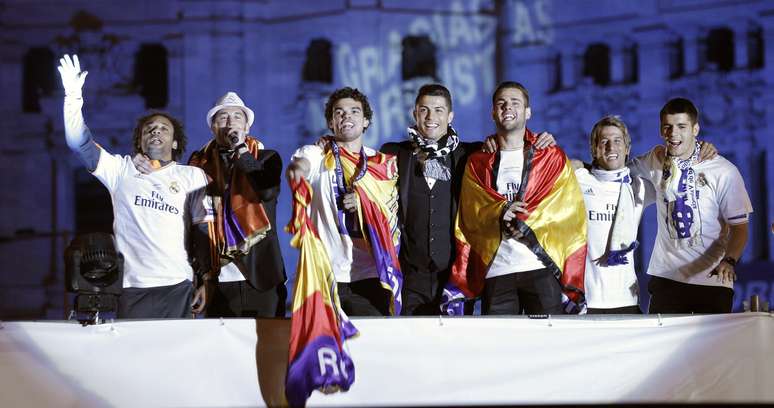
{"left": 442, "top": 129, "right": 587, "bottom": 314}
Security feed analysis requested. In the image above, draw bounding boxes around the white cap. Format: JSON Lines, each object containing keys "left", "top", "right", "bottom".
{"left": 206, "top": 91, "right": 255, "bottom": 129}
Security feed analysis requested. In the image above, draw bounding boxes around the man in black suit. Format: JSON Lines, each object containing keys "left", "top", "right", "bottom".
{"left": 381, "top": 84, "right": 476, "bottom": 315}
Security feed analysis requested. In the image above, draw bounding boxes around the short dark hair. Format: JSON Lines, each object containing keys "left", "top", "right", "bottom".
{"left": 660, "top": 97, "right": 699, "bottom": 125}
{"left": 132, "top": 111, "right": 186, "bottom": 161}
{"left": 492, "top": 81, "right": 530, "bottom": 107}
{"left": 415, "top": 83, "right": 453, "bottom": 111}
{"left": 324, "top": 87, "right": 373, "bottom": 129}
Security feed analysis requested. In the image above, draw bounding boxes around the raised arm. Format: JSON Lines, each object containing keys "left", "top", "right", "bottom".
{"left": 285, "top": 156, "right": 311, "bottom": 185}
{"left": 234, "top": 148, "right": 283, "bottom": 202}
{"left": 58, "top": 54, "right": 99, "bottom": 171}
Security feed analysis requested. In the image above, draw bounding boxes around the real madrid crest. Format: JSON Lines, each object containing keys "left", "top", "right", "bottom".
{"left": 169, "top": 181, "right": 181, "bottom": 194}
{"left": 697, "top": 173, "right": 707, "bottom": 188}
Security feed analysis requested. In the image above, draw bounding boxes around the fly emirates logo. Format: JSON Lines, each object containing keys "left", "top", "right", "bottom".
{"left": 134, "top": 190, "right": 180, "bottom": 214}
{"left": 589, "top": 203, "right": 616, "bottom": 222}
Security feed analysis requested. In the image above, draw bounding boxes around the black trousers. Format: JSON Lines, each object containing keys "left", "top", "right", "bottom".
{"left": 338, "top": 278, "right": 391, "bottom": 316}
{"left": 648, "top": 276, "right": 733, "bottom": 314}
{"left": 118, "top": 280, "right": 193, "bottom": 319}
{"left": 482, "top": 268, "right": 565, "bottom": 315}
{"left": 401, "top": 262, "right": 477, "bottom": 316}
{"left": 587, "top": 305, "right": 642, "bottom": 314}
{"left": 207, "top": 280, "right": 287, "bottom": 318}
{"left": 401, "top": 262, "right": 449, "bottom": 316}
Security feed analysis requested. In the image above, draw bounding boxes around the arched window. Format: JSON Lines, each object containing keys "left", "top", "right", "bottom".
{"left": 583, "top": 43, "right": 610, "bottom": 86}
{"left": 303, "top": 38, "right": 333, "bottom": 83}
{"left": 133, "top": 44, "right": 168, "bottom": 108}
{"left": 22, "top": 48, "right": 56, "bottom": 113}
{"left": 706, "top": 28, "right": 734, "bottom": 72}
{"left": 401, "top": 35, "right": 437, "bottom": 80}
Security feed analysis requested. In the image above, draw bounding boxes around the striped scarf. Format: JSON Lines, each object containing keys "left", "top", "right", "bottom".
{"left": 661, "top": 142, "right": 702, "bottom": 247}
{"left": 188, "top": 137, "right": 271, "bottom": 266}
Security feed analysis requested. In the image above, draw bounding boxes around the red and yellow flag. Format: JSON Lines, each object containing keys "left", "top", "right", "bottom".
{"left": 445, "top": 130, "right": 587, "bottom": 312}
{"left": 285, "top": 178, "right": 358, "bottom": 407}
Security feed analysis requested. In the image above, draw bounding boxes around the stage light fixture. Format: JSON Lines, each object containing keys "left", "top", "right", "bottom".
{"left": 65, "top": 232, "right": 124, "bottom": 324}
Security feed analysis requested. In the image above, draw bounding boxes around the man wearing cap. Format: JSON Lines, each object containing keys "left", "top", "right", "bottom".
{"left": 187, "top": 92, "right": 287, "bottom": 317}
{"left": 58, "top": 54, "right": 215, "bottom": 318}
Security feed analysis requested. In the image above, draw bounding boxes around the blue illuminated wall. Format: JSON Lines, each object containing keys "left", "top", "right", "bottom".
{"left": 0, "top": 0, "right": 771, "bottom": 318}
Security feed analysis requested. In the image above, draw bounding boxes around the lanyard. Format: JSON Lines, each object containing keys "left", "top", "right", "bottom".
{"left": 331, "top": 142, "right": 368, "bottom": 195}
{"left": 331, "top": 142, "right": 368, "bottom": 237}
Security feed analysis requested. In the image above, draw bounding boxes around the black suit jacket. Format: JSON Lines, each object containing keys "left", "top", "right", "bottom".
{"left": 380, "top": 140, "right": 482, "bottom": 251}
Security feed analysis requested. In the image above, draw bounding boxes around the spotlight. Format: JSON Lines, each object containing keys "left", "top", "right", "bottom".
{"left": 65, "top": 233, "right": 124, "bottom": 324}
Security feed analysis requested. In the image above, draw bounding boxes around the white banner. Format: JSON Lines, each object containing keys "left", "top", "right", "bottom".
{"left": 1, "top": 314, "right": 772, "bottom": 407}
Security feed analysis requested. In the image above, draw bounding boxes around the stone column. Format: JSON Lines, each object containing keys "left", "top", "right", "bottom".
{"left": 558, "top": 42, "right": 580, "bottom": 90}
{"left": 609, "top": 36, "right": 626, "bottom": 84}
{"left": 180, "top": 1, "right": 216, "bottom": 151}
{"left": 732, "top": 19, "right": 750, "bottom": 70}
{"left": 676, "top": 26, "right": 702, "bottom": 75}
{"left": 165, "top": 37, "right": 184, "bottom": 116}
{"left": 0, "top": 42, "right": 24, "bottom": 115}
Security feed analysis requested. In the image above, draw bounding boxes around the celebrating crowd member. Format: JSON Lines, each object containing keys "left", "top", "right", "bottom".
{"left": 575, "top": 116, "right": 655, "bottom": 314}
{"left": 632, "top": 98, "right": 752, "bottom": 314}
{"left": 187, "top": 92, "right": 287, "bottom": 318}
{"left": 286, "top": 87, "right": 402, "bottom": 316}
{"left": 379, "top": 84, "right": 480, "bottom": 315}
{"left": 444, "top": 81, "right": 587, "bottom": 315}
{"left": 58, "top": 54, "right": 214, "bottom": 318}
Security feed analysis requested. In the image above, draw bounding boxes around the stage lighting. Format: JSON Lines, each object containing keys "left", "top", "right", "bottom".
{"left": 65, "top": 233, "right": 124, "bottom": 324}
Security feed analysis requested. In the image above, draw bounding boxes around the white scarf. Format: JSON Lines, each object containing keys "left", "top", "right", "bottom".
{"left": 591, "top": 167, "right": 638, "bottom": 266}
{"left": 660, "top": 142, "right": 702, "bottom": 247}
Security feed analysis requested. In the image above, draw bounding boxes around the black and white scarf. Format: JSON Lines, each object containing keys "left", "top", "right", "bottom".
{"left": 407, "top": 125, "right": 459, "bottom": 181}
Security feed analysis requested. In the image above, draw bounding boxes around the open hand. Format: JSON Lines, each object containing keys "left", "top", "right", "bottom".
{"left": 57, "top": 54, "right": 88, "bottom": 99}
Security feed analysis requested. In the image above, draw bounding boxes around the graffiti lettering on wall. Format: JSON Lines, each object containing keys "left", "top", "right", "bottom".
{"left": 510, "top": 0, "right": 554, "bottom": 46}
{"left": 302, "top": 1, "right": 500, "bottom": 146}
{"left": 299, "top": 0, "right": 558, "bottom": 145}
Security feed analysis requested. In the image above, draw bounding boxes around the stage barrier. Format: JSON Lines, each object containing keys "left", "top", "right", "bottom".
{"left": 1, "top": 314, "right": 773, "bottom": 407}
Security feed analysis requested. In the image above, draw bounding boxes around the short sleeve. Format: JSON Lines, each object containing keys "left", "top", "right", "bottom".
{"left": 640, "top": 174, "right": 657, "bottom": 207}
{"left": 291, "top": 144, "right": 325, "bottom": 183}
{"left": 91, "top": 147, "right": 129, "bottom": 192}
{"left": 189, "top": 168, "right": 214, "bottom": 224}
{"left": 717, "top": 163, "right": 753, "bottom": 225}
{"left": 628, "top": 148, "right": 659, "bottom": 184}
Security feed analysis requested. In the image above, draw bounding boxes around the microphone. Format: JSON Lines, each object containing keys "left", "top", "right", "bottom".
{"left": 228, "top": 129, "right": 240, "bottom": 145}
